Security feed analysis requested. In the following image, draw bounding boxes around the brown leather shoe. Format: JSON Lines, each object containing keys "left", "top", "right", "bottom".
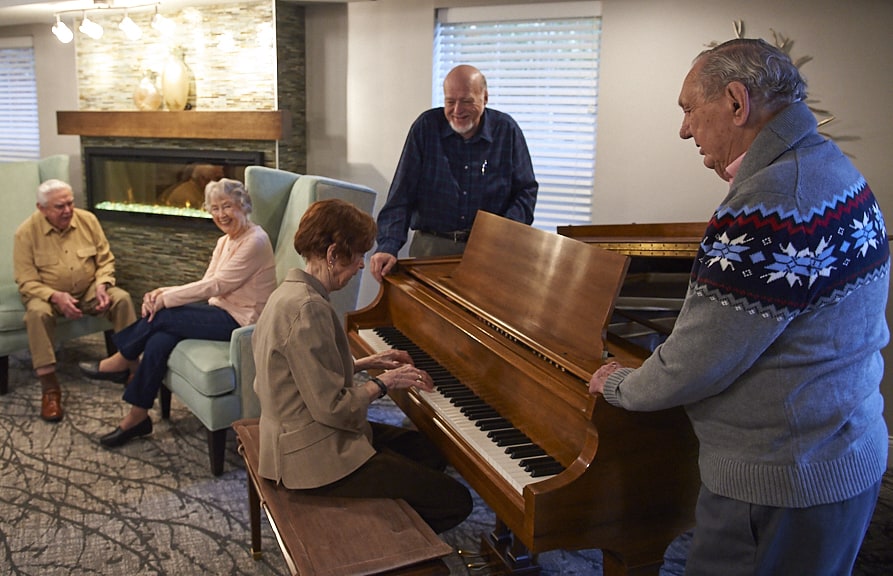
{"left": 41, "top": 389, "right": 63, "bottom": 422}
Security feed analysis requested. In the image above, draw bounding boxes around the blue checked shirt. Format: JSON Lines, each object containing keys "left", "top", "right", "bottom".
{"left": 375, "top": 107, "right": 538, "bottom": 256}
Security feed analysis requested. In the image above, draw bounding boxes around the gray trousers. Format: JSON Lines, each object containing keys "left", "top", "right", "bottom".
{"left": 684, "top": 480, "right": 881, "bottom": 576}
{"left": 408, "top": 231, "right": 467, "bottom": 258}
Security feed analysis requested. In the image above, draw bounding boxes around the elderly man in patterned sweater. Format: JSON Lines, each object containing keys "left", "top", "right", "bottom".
{"left": 589, "top": 38, "right": 888, "bottom": 575}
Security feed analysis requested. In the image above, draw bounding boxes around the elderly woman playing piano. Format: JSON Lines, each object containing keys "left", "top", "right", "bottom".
{"left": 251, "top": 198, "right": 472, "bottom": 534}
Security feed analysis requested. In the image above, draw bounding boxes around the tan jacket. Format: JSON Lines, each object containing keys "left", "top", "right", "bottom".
{"left": 252, "top": 268, "right": 374, "bottom": 489}
{"left": 13, "top": 208, "right": 117, "bottom": 304}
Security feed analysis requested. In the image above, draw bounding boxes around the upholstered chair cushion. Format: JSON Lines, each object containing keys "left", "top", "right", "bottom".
{"left": 0, "top": 285, "right": 25, "bottom": 332}
{"left": 166, "top": 339, "right": 234, "bottom": 397}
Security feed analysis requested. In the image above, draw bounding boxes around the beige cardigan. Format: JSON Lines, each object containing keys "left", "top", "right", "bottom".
{"left": 160, "top": 223, "right": 276, "bottom": 327}
{"left": 252, "top": 268, "right": 374, "bottom": 489}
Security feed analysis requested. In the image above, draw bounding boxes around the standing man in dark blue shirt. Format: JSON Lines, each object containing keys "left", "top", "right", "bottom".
{"left": 370, "top": 64, "right": 538, "bottom": 281}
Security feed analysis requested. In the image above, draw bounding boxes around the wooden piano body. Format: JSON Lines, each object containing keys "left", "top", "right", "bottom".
{"left": 347, "top": 213, "right": 700, "bottom": 575}
{"left": 557, "top": 222, "right": 706, "bottom": 360}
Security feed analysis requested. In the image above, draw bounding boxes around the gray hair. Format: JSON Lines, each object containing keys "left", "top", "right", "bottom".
{"left": 695, "top": 38, "right": 807, "bottom": 109}
{"left": 203, "top": 178, "right": 252, "bottom": 215}
{"left": 36, "top": 179, "right": 73, "bottom": 206}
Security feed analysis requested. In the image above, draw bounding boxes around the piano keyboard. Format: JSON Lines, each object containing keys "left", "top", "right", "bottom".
{"left": 359, "top": 327, "right": 564, "bottom": 494}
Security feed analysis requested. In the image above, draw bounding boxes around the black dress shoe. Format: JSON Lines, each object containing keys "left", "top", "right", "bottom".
{"left": 100, "top": 418, "right": 153, "bottom": 448}
{"left": 78, "top": 361, "right": 130, "bottom": 384}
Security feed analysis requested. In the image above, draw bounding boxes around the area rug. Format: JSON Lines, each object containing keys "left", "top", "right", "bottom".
{"left": 1, "top": 333, "right": 890, "bottom": 575}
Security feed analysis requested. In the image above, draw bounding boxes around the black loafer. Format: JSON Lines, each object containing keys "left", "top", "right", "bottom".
{"left": 78, "top": 361, "right": 130, "bottom": 384}
{"left": 100, "top": 417, "right": 153, "bottom": 448}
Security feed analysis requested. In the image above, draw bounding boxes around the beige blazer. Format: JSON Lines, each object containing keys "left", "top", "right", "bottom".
{"left": 252, "top": 268, "right": 374, "bottom": 489}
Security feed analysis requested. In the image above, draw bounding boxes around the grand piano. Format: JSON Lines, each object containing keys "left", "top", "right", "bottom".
{"left": 346, "top": 213, "right": 701, "bottom": 576}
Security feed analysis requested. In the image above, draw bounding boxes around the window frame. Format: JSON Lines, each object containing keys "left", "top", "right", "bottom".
{"left": 433, "top": 2, "right": 603, "bottom": 231}
{"left": 0, "top": 36, "right": 40, "bottom": 162}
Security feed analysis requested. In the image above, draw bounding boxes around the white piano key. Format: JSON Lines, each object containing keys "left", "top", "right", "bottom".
{"left": 358, "top": 328, "right": 557, "bottom": 494}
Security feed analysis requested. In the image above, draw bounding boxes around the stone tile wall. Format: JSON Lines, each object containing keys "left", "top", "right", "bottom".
{"left": 74, "top": 1, "right": 277, "bottom": 112}
{"left": 103, "top": 218, "right": 219, "bottom": 300}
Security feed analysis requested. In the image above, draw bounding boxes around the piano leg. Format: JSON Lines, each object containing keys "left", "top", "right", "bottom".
{"left": 481, "top": 518, "right": 541, "bottom": 575}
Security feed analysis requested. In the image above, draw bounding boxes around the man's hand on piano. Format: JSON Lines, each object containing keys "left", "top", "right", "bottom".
{"left": 370, "top": 252, "right": 398, "bottom": 282}
{"left": 355, "top": 349, "right": 414, "bottom": 372}
{"left": 589, "top": 361, "right": 623, "bottom": 396}
{"left": 380, "top": 364, "right": 435, "bottom": 393}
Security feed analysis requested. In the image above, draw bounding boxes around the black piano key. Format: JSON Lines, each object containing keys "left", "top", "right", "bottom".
{"left": 415, "top": 360, "right": 443, "bottom": 370}
{"left": 506, "top": 444, "right": 546, "bottom": 459}
{"left": 529, "top": 462, "right": 566, "bottom": 477}
{"left": 487, "top": 429, "right": 526, "bottom": 441}
{"left": 444, "top": 387, "right": 475, "bottom": 396}
{"left": 496, "top": 436, "right": 534, "bottom": 448}
{"left": 461, "top": 406, "right": 500, "bottom": 420}
{"left": 421, "top": 363, "right": 449, "bottom": 372}
{"left": 477, "top": 418, "right": 513, "bottom": 431}
{"left": 450, "top": 397, "right": 485, "bottom": 408}
{"left": 445, "top": 389, "right": 476, "bottom": 399}
{"left": 488, "top": 430, "right": 531, "bottom": 444}
{"left": 520, "top": 456, "right": 565, "bottom": 476}
{"left": 436, "top": 382, "right": 467, "bottom": 393}
{"left": 519, "top": 455, "right": 559, "bottom": 468}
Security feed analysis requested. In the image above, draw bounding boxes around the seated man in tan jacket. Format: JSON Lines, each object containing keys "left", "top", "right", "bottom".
{"left": 13, "top": 179, "right": 136, "bottom": 422}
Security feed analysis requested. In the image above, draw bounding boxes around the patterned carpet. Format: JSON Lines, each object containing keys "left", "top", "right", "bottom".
{"left": 0, "top": 333, "right": 890, "bottom": 575}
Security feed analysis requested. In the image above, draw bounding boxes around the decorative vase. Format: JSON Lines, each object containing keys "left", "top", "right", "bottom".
{"left": 162, "top": 47, "right": 193, "bottom": 111}
{"left": 133, "top": 70, "right": 163, "bottom": 111}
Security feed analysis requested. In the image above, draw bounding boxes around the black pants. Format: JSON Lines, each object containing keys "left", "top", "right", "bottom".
{"left": 303, "top": 422, "right": 473, "bottom": 533}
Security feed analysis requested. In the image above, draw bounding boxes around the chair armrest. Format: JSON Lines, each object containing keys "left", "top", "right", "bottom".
{"left": 230, "top": 324, "right": 261, "bottom": 419}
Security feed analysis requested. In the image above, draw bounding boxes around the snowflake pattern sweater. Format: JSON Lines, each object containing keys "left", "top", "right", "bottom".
{"left": 602, "top": 101, "right": 890, "bottom": 508}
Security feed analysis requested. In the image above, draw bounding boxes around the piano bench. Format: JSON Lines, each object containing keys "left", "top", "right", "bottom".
{"left": 232, "top": 419, "right": 453, "bottom": 576}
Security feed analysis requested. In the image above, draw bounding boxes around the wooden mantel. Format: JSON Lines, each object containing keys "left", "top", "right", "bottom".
{"left": 56, "top": 110, "right": 291, "bottom": 141}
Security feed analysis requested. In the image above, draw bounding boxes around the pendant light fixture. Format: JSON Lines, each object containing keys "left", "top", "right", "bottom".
{"left": 52, "top": 16, "right": 74, "bottom": 44}
{"left": 51, "top": 2, "right": 160, "bottom": 44}
{"left": 79, "top": 13, "right": 104, "bottom": 40}
{"left": 119, "top": 12, "right": 142, "bottom": 41}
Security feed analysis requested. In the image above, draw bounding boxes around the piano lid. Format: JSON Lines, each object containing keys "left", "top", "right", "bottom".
{"left": 405, "top": 211, "right": 630, "bottom": 381}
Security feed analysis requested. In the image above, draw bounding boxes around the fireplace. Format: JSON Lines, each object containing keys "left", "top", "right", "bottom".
{"left": 84, "top": 146, "right": 265, "bottom": 220}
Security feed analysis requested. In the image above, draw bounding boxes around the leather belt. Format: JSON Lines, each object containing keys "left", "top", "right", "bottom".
{"left": 420, "top": 229, "right": 471, "bottom": 243}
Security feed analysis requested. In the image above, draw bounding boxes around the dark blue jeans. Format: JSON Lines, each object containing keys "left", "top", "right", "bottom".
{"left": 114, "top": 303, "right": 239, "bottom": 410}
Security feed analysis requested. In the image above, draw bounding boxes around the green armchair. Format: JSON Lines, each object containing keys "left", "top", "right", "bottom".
{"left": 160, "top": 168, "right": 377, "bottom": 475}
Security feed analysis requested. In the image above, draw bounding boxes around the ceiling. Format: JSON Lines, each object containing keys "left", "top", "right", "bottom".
{"left": 0, "top": 0, "right": 366, "bottom": 27}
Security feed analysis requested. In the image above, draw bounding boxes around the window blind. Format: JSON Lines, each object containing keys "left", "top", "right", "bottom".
{"left": 434, "top": 3, "right": 602, "bottom": 231}
{"left": 0, "top": 37, "right": 40, "bottom": 162}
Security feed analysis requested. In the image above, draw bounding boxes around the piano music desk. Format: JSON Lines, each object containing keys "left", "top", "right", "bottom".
{"left": 233, "top": 419, "right": 452, "bottom": 576}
